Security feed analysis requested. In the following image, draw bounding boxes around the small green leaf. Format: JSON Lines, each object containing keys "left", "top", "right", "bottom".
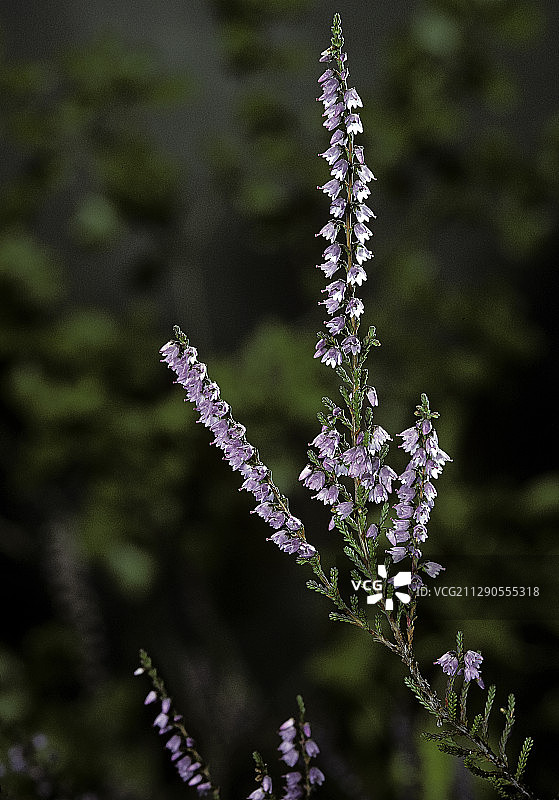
{"left": 515, "top": 736, "right": 534, "bottom": 781}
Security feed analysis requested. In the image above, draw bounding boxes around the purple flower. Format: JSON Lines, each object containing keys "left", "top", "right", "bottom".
{"left": 322, "top": 346, "right": 342, "bottom": 368}
{"left": 434, "top": 651, "right": 459, "bottom": 676}
{"left": 268, "top": 530, "right": 290, "bottom": 548}
{"left": 354, "top": 244, "right": 372, "bottom": 263}
{"left": 309, "top": 767, "right": 326, "bottom": 786}
{"left": 297, "top": 542, "right": 318, "bottom": 559}
{"left": 277, "top": 701, "right": 325, "bottom": 792}
{"left": 354, "top": 145, "right": 365, "bottom": 163}
{"left": 346, "top": 113, "right": 363, "bottom": 134}
{"left": 268, "top": 511, "right": 286, "bottom": 529}
{"left": 366, "top": 523, "right": 378, "bottom": 539}
{"left": 423, "top": 561, "right": 445, "bottom": 578}
{"left": 399, "top": 426, "right": 419, "bottom": 453}
{"left": 153, "top": 712, "right": 169, "bottom": 730}
{"left": 311, "top": 428, "right": 340, "bottom": 458}
{"left": 414, "top": 502, "right": 430, "bottom": 525}
{"left": 464, "top": 650, "right": 484, "bottom": 687}
{"left": 165, "top": 735, "right": 181, "bottom": 753}
{"left": 317, "top": 260, "right": 340, "bottom": 278}
{"left": 372, "top": 483, "right": 388, "bottom": 503}
{"left": 355, "top": 203, "right": 376, "bottom": 222}
{"left": 283, "top": 772, "right": 303, "bottom": 800}
{"left": 319, "top": 178, "right": 341, "bottom": 198}
{"left": 300, "top": 467, "right": 325, "bottom": 490}
{"left": 341, "top": 335, "right": 361, "bottom": 355}
{"left": 335, "top": 500, "right": 354, "bottom": 519}
{"left": 324, "top": 114, "right": 342, "bottom": 131}
{"left": 388, "top": 546, "right": 408, "bottom": 563}
{"left": 318, "top": 89, "right": 337, "bottom": 107}
{"left": 317, "top": 220, "right": 339, "bottom": 242}
{"left": 323, "top": 242, "right": 341, "bottom": 262}
{"left": 281, "top": 537, "right": 303, "bottom": 555}
{"left": 286, "top": 514, "right": 303, "bottom": 531}
{"left": 176, "top": 756, "right": 194, "bottom": 780}
{"left": 332, "top": 158, "right": 349, "bottom": 180}
{"left": 344, "top": 87, "right": 362, "bottom": 109}
{"left": 347, "top": 264, "right": 367, "bottom": 285}
{"left": 323, "top": 101, "right": 344, "bottom": 119}
{"left": 358, "top": 163, "right": 376, "bottom": 183}
{"left": 314, "top": 339, "right": 327, "bottom": 360}
{"left": 423, "top": 481, "right": 437, "bottom": 501}
{"left": 342, "top": 443, "right": 368, "bottom": 477}
{"left": 280, "top": 747, "right": 299, "bottom": 768}
{"left": 330, "top": 197, "right": 347, "bottom": 218}
{"left": 305, "top": 738, "right": 320, "bottom": 757}
{"left": 354, "top": 222, "right": 372, "bottom": 243}
{"left": 252, "top": 501, "right": 275, "bottom": 521}
{"left": 326, "top": 278, "right": 346, "bottom": 299}
{"left": 322, "top": 77, "right": 339, "bottom": 94}
{"left": 320, "top": 144, "right": 342, "bottom": 164}
{"left": 322, "top": 294, "right": 342, "bottom": 314}
{"left": 379, "top": 465, "right": 397, "bottom": 491}
{"left": 345, "top": 297, "right": 364, "bottom": 319}
{"left": 314, "top": 484, "right": 339, "bottom": 505}
{"left": 325, "top": 315, "right": 346, "bottom": 334}
{"left": 370, "top": 425, "right": 391, "bottom": 450}
{"left": 352, "top": 180, "right": 371, "bottom": 202}
{"left": 413, "top": 524, "right": 428, "bottom": 542}
{"left": 330, "top": 128, "right": 345, "bottom": 146}
{"left": 387, "top": 528, "right": 410, "bottom": 545}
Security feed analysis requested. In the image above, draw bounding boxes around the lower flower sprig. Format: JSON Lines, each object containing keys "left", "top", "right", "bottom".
{"left": 135, "top": 650, "right": 219, "bottom": 799}
{"left": 277, "top": 696, "right": 325, "bottom": 800}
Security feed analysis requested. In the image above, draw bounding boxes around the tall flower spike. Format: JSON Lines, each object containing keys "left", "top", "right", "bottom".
{"left": 301, "top": 13, "right": 392, "bottom": 567}
{"left": 387, "top": 393, "right": 451, "bottom": 586}
{"left": 314, "top": 14, "right": 376, "bottom": 358}
{"left": 160, "top": 329, "right": 316, "bottom": 561}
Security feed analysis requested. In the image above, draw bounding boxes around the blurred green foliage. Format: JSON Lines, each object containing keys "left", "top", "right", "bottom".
{"left": 1, "top": 1, "right": 559, "bottom": 800}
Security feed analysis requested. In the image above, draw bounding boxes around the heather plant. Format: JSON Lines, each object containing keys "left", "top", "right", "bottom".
{"left": 141, "top": 13, "right": 549, "bottom": 800}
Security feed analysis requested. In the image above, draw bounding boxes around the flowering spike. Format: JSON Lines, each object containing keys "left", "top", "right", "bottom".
{"left": 160, "top": 333, "right": 316, "bottom": 561}
{"left": 302, "top": 12, "right": 399, "bottom": 575}
{"left": 386, "top": 396, "right": 451, "bottom": 588}
{"left": 278, "top": 697, "right": 325, "bottom": 797}
{"left": 136, "top": 651, "right": 219, "bottom": 798}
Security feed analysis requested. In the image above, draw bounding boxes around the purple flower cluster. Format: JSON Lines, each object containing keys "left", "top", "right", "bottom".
{"left": 386, "top": 398, "right": 451, "bottom": 579}
{"left": 299, "top": 418, "right": 395, "bottom": 527}
{"left": 434, "top": 649, "right": 485, "bottom": 688}
{"left": 314, "top": 32, "right": 375, "bottom": 373}
{"left": 298, "top": 17, "right": 397, "bottom": 536}
{"left": 160, "top": 337, "right": 316, "bottom": 560}
{"left": 141, "top": 685, "right": 213, "bottom": 793}
{"left": 248, "top": 775, "right": 273, "bottom": 800}
{"left": 278, "top": 716, "right": 325, "bottom": 798}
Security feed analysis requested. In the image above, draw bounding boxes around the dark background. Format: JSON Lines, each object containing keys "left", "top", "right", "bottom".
{"left": 1, "top": 1, "right": 559, "bottom": 798}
